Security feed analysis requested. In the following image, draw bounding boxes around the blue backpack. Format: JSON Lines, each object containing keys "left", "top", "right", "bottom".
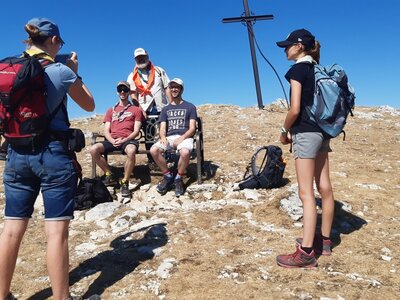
{"left": 306, "top": 64, "right": 356, "bottom": 139}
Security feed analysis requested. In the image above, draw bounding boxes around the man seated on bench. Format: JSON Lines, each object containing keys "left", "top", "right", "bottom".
{"left": 150, "top": 78, "right": 197, "bottom": 196}
{"left": 89, "top": 81, "right": 143, "bottom": 197}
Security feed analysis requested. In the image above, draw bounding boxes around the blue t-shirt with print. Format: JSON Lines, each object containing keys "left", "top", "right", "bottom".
{"left": 159, "top": 101, "right": 197, "bottom": 136}
{"left": 44, "top": 63, "right": 76, "bottom": 131}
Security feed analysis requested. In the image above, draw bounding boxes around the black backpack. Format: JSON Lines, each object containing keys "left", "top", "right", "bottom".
{"left": 238, "top": 145, "right": 286, "bottom": 190}
{"left": 74, "top": 177, "right": 113, "bottom": 210}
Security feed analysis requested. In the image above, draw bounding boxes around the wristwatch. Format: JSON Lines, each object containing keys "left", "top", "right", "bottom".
{"left": 280, "top": 127, "right": 288, "bottom": 136}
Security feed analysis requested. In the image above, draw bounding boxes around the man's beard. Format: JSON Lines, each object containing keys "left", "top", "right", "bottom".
{"left": 137, "top": 60, "right": 150, "bottom": 69}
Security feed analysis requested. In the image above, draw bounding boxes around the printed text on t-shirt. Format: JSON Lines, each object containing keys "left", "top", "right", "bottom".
{"left": 167, "top": 109, "right": 187, "bottom": 131}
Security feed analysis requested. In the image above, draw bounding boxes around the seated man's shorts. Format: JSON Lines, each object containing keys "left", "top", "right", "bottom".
{"left": 292, "top": 132, "right": 332, "bottom": 159}
{"left": 153, "top": 135, "right": 194, "bottom": 152}
{"left": 100, "top": 140, "right": 139, "bottom": 154}
{"left": 3, "top": 141, "right": 79, "bottom": 220}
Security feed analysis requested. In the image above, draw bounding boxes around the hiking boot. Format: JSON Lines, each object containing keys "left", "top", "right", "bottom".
{"left": 156, "top": 175, "right": 174, "bottom": 195}
{"left": 102, "top": 173, "right": 117, "bottom": 187}
{"left": 120, "top": 181, "right": 131, "bottom": 198}
{"left": 174, "top": 177, "right": 185, "bottom": 197}
{"left": 276, "top": 245, "right": 317, "bottom": 268}
{"left": 295, "top": 234, "right": 332, "bottom": 256}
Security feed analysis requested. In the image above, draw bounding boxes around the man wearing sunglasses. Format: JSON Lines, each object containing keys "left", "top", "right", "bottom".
{"left": 89, "top": 81, "right": 143, "bottom": 198}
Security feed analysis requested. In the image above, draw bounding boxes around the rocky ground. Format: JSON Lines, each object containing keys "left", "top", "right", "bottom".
{"left": 0, "top": 103, "right": 399, "bottom": 300}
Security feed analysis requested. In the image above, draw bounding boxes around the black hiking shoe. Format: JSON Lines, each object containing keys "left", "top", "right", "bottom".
{"left": 120, "top": 181, "right": 131, "bottom": 198}
{"left": 156, "top": 175, "right": 174, "bottom": 195}
{"left": 174, "top": 177, "right": 184, "bottom": 197}
{"left": 102, "top": 174, "right": 117, "bottom": 186}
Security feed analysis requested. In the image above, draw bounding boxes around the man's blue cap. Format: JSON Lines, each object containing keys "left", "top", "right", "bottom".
{"left": 27, "top": 17, "right": 64, "bottom": 45}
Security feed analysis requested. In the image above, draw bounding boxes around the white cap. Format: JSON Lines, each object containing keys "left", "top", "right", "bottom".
{"left": 134, "top": 48, "right": 148, "bottom": 58}
{"left": 169, "top": 78, "right": 184, "bottom": 89}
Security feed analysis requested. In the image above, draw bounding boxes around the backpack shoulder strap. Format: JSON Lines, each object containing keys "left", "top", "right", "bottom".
{"left": 7, "top": 54, "right": 45, "bottom": 115}
{"left": 251, "top": 146, "right": 269, "bottom": 176}
{"left": 154, "top": 66, "right": 162, "bottom": 76}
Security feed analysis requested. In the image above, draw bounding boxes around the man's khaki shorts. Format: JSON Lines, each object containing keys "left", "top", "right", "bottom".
{"left": 153, "top": 135, "right": 194, "bottom": 152}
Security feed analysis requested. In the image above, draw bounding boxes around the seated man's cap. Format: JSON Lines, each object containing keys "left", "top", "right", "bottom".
{"left": 134, "top": 48, "right": 148, "bottom": 58}
{"left": 27, "top": 17, "right": 64, "bottom": 45}
{"left": 276, "top": 28, "right": 315, "bottom": 50}
{"left": 117, "top": 81, "right": 130, "bottom": 89}
{"left": 169, "top": 78, "right": 184, "bottom": 89}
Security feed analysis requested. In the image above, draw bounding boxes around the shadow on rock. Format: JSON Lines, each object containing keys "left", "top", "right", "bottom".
{"left": 187, "top": 160, "right": 219, "bottom": 185}
{"left": 132, "top": 164, "right": 153, "bottom": 185}
{"left": 27, "top": 223, "right": 168, "bottom": 299}
{"left": 316, "top": 199, "right": 367, "bottom": 251}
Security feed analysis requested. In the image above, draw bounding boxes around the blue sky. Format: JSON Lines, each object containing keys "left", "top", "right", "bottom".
{"left": 1, "top": 0, "right": 399, "bottom": 118}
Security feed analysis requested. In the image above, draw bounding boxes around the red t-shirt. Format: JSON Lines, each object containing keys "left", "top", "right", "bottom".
{"left": 103, "top": 104, "right": 143, "bottom": 139}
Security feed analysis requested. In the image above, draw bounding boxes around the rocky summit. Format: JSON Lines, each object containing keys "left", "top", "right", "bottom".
{"left": 0, "top": 103, "right": 399, "bottom": 299}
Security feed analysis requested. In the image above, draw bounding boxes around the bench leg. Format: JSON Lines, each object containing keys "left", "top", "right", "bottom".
{"left": 196, "top": 138, "right": 202, "bottom": 184}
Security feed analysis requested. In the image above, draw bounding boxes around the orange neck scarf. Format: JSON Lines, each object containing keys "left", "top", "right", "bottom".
{"left": 133, "top": 62, "right": 155, "bottom": 97}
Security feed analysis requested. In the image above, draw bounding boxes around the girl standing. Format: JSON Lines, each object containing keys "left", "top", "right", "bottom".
{"left": 275, "top": 29, "right": 334, "bottom": 268}
{"left": 0, "top": 18, "right": 95, "bottom": 299}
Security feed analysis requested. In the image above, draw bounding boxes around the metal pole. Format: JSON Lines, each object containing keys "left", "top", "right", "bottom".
{"left": 243, "top": 0, "right": 263, "bottom": 109}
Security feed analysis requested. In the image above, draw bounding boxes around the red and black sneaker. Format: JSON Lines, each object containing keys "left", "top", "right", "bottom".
{"left": 295, "top": 234, "right": 332, "bottom": 256}
{"left": 276, "top": 245, "right": 318, "bottom": 268}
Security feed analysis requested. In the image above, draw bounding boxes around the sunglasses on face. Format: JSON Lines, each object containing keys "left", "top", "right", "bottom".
{"left": 135, "top": 56, "right": 147, "bottom": 63}
{"left": 117, "top": 86, "right": 130, "bottom": 93}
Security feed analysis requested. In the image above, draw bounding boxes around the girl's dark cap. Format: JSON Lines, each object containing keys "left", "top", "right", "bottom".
{"left": 276, "top": 28, "right": 315, "bottom": 50}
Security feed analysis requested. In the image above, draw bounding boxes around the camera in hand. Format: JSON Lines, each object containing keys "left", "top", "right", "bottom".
{"left": 55, "top": 53, "right": 72, "bottom": 64}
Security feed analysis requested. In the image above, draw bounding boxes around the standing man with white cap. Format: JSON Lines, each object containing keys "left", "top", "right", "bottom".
{"left": 127, "top": 48, "right": 171, "bottom": 162}
{"left": 127, "top": 47, "right": 171, "bottom": 115}
{"left": 150, "top": 78, "right": 197, "bottom": 197}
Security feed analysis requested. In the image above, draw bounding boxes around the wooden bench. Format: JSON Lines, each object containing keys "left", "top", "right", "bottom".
{"left": 90, "top": 115, "right": 205, "bottom": 184}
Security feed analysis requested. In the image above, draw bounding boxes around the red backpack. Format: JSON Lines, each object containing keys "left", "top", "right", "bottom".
{"left": 0, "top": 52, "right": 60, "bottom": 150}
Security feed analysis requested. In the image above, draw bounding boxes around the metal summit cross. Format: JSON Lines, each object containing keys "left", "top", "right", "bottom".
{"left": 222, "top": 0, "right": 274, "bottom": 109}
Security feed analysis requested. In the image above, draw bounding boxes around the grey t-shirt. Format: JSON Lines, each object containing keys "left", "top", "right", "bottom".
{"left": 44, "top": 63, "right": 76, "bottom": 131}
{"left": 159, "top": 101, "right": 197, "bottom": 136}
